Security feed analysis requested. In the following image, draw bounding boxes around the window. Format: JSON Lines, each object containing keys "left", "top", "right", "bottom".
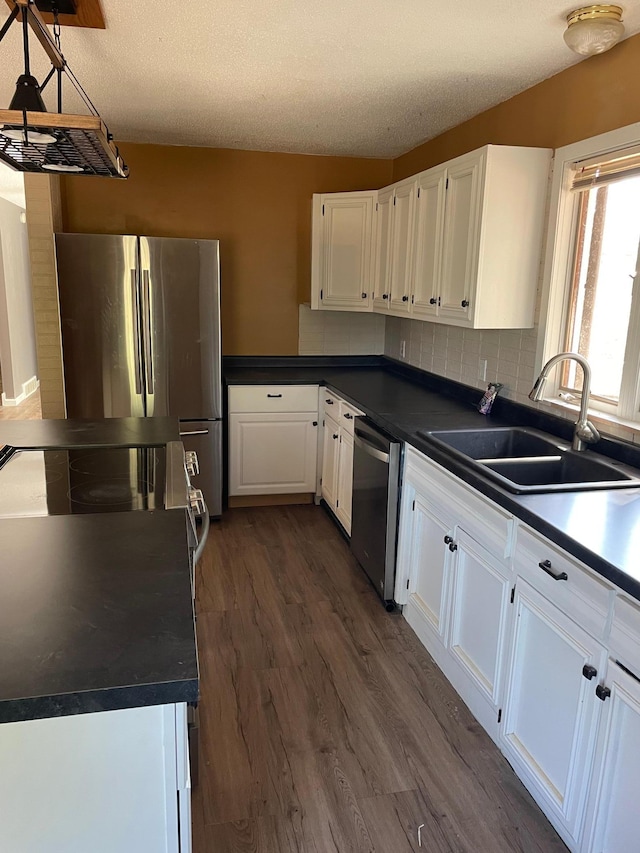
{"left": 540, "top": 123, "right": 640, "bottom": 425}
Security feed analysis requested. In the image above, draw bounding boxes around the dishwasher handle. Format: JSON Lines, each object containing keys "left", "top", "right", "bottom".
{"left": 354, "top": 432, "right": 390, "bottom": 464}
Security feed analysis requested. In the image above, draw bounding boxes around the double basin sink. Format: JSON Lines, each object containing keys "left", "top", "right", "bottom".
{"left": 416, "top": 426, "right": 640, "bottom": 494}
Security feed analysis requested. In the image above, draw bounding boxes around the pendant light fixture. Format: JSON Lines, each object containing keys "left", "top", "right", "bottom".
{"left": 0, "top": 0, "right": 128, "bottom": 177}
{"left": 563, "top": 5, "right": 625, "bottom": 56}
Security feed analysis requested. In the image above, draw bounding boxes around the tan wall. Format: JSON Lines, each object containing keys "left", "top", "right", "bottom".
{"left": 61, "top": 145, "right": 392, "bottom": 356}
{"left": 393, "top": 31, "right": 640, "bottom": 180}
{"left": 24, "top": 174, "right": 65, "bottom": 418}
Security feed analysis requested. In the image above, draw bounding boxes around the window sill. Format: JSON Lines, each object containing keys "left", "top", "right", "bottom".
{"left": 538, "top": 396, "right": 640, "bottom": 444}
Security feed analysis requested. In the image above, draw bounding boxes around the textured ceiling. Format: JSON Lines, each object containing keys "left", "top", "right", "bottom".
{"left": 0, "top": 1, "right": 639, "bottom": 158}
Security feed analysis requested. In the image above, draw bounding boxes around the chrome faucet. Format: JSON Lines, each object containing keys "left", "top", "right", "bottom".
{"left": 529, "top": 352, "right": 600, "bottom": 451}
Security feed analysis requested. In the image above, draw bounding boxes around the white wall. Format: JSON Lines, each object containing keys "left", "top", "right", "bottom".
{"left": 0, "top": 195, "right": 38, "bottom": 403}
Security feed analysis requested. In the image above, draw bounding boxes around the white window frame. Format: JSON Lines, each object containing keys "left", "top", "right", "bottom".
{"left": 537, "top": 120, "right": 640, "bottom": 424}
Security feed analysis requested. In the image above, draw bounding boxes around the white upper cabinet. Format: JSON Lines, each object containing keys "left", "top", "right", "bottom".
{"left": 372, "top": 187, "right": 393, "bottom": 311}
{"left": 411, "top": 145, "right": 552, "bottom": 329}
{"left": 412, "top": 166, "right": 446, "bottom": 319}
{"left": 311, "top": 192, "right": 376, "bottom": 311}
{"left": 438, "top": 152, "right": 483, "bottom": 324}
{"left": 388, "top": 178, "right": 417, "bottom": 316}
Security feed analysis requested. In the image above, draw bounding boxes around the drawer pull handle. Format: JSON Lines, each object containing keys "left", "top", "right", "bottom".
{"left": 325, "top": 398, "right": 334, "bottom": 404}
{"left": 538, "top": 559, "right": 568, "bottom": 581}
{"left": 596, "top": 684, "right": 611, "bottom": 702}
{"left": 582, "top": 664, "right": 597, "bottom": 681}
{"left": 444, "top": 535, "right": 453, "bottom": 545}
{"left": 344, "top": 413, "right": 353, "bottom": 420}
{"left": 267, "top": 394, "right": 283, "bottom": 398}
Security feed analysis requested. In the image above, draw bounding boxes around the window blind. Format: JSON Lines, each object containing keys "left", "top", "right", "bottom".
{"left": 570, "top": 144, "right": 640, "bottom": 191}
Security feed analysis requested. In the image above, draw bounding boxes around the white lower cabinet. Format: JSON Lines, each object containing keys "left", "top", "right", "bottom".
{"left": 395, "top": 444, "right": 640, "bottom": 852}
{"left": 229, "top": 413, "right": 318, "bottom": 495}
{"left": 449, "top": 528, "right": 511, "bottom": 713}
{"left": 501, "top": 579, "right": 605, "bottom": 848}
{"left": 335, "top": 430, "right": 354, "bottom": 533}
{"left": 320, "top": 392, "right": 363, "bottom": 535}
{"left": 582, "top": 660, "right": 640, "bottom": 852}
{"left": 228, "top": 385, "right": 319, "bottom": 497}
{"left": 0, "top": 703, "right": 190, "bottom": 853}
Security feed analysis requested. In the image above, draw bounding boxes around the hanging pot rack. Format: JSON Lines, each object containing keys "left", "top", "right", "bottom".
{"left": 0, "top": 0, "right": 128, "bottom": 178}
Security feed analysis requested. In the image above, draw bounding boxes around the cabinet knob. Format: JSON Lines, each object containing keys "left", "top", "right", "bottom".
{"left": 344, "top": 413, "right": 353, "bottom": 420}
{"left": 325, "top": 398, "right": 334, "bottom": 404}
{"left": 402, "top": 295, "right": 409, "bottom": 302}
{"left": 361, "top": 292, "right": 367, "bottom": 299}
{"left": 448, "top": 542, "right": 458, "bottom": 552}
{"left": 312, "top": 421, "right": 318, "bottom": 426}
{"left": 429, "top": 297, "right": 438, "bottom": 305}
{"left": 582, "top": 664, "right": 597, "bottom": 681}
{"left": 461, "top": 299, "right": 470, "bottom": 308}
{"left": 444, "top": 535, "right": 453, "bottom": 544}
{"left": 596, "top": 684, "right": 611, "bottom": 701}
{"left": 538, "top": 559, "right": 568, "bottom": 581}
{"left": 382, "top": 293, "right": 389, "bottom": 300}
{"left": 332, "top": 433, "right": 338, "bottom": 440}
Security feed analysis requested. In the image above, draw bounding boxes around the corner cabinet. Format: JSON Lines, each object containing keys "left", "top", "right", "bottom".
{"left": 311, "top": 192, "right": 376, "bottom": 311}
{"left": 228, "top": 385, "right": 319, "bottom": 497}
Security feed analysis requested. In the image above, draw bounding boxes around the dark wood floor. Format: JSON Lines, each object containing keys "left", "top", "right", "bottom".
{"left": 192, "top": 505, "right": 567, "bottom": 853}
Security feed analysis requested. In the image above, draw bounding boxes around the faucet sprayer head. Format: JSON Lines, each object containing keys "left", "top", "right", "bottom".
{"left": 528, "top": 375, "right": 547, "bottom": 402}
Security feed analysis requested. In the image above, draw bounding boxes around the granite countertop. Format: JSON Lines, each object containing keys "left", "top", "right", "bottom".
{"left": 0, "top": 417, "right": 197, "bottom": 724}
{"left": 0, "top": 416, "right": 180, "bottom": 450}
{"left": 224, "top": 356, "right": 640, "bottom": 602}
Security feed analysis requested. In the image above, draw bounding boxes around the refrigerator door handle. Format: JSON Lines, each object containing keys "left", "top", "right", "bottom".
{"left": 130, "top": 270, "right": 143, "bottom": 395}
{"left": 141, "top": 268, "right": 154, "bottom": 392}
{"left": 180, "top": 428, "right": 210, "bottom": 436}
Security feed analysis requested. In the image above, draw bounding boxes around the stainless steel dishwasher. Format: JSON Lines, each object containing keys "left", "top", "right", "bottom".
{"left": 350, "top": 418, "right": 402, "bottom": 610}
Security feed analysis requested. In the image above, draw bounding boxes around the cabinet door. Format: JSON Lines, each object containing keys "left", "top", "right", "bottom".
{"left": 372, "top": 187, "right": 393, "bottom": 311}
{"left": 388, "top": 179, "right": 417, "bottom": 316}
{"left": 405, "top": 492, "right": 454, "bottom": 647}
{"left": 314, "top": 193, "right": 375, "bottom": 311}
{"left": 501, "top": 579, "right": 605, "bottom": 845}
{"left": 335, "top": 430, "right": 354, "bottom": 534}
{"left": 229, "top": 413, "right": 318, "bottom": 495}
{"left": 439, "top": 153, "right": 484, "bottom": 325}
{"left": 584, "top": 661, "right": 640, "bottom": 853}
{"left": 412, "top": 167, "right": 446, "bottom": 319}
{"left": 321, "top": 414, "right": 340, "bottom": 510}
{"left": 448, "top": 528, "right": 510, "bottom": 708}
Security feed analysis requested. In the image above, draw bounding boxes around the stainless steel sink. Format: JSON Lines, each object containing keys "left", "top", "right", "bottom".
{"left": 416, "top": 426, "right": 640, "bottom": 493}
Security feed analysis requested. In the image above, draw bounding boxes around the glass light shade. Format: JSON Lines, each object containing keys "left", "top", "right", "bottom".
{"left": 0, "top": 128, "right": 57, "bottom": 145}
{"left": 42, "top": 163, "right": 84, "bottom": 172}
{"left": 563, "top": 17, "right": 625, "bottom": 55}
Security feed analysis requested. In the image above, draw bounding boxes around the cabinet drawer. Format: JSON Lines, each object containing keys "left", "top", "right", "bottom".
{"left": 229, "top": 385, "right": 319, "bottom": 413}
{"left": 338, "top": 400, "right": 364, "bottom": 435}
{"left": 323, "top": 390, "right": 340, "bottom": 416}
{"left": 404, "top": 446, "right": 513, "bottom": 560}
{"left": 514, "top": 525, "right": 613, "bottom": 641}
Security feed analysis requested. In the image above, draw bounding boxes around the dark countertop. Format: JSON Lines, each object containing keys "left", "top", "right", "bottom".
{"left": 224, "top": 356, "right": 640, "bottom": 601}
{"left": 0, "top": 510, "right": 197, "bottom": 724}
{"left": 0, "top": 416, "right": 180, "bottom": 450}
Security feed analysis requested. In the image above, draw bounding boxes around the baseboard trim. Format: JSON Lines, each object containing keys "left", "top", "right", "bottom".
{"left": 228, "top": 493, "right": 314, "bottom": 508}
{"left": 1, "top": 376, "right": 39, "bottom": 407}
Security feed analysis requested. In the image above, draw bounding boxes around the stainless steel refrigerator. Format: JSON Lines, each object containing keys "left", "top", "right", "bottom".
{"left": 55, "top": 233, "right": 222, "bottom": 516}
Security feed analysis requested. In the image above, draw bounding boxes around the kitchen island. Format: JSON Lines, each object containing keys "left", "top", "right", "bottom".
{"left": 0, "top": 417, "right": 198, "bottom": 853}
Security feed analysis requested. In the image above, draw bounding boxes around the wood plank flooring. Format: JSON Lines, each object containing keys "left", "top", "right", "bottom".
{"left": 192, "top": 505, "right": 567, "bottom": 853}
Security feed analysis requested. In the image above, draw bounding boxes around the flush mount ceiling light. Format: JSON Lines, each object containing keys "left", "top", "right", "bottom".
{"left": 563, "top": 5, "right": 625, "bottom": 56}
{"left": 0, "top": 0, "right": 127, "bottom": 177}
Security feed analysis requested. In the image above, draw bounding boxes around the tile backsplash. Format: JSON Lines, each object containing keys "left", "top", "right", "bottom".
{"left": 384, "top": 317, "right": 538, "bottom": 407}
{"left": 298, "top": 304, "right": 385, "bottom": 356}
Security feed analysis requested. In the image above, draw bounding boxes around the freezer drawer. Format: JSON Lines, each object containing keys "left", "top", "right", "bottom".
{"left": 179, "top": 420, "right": 222, "bottom": 517}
